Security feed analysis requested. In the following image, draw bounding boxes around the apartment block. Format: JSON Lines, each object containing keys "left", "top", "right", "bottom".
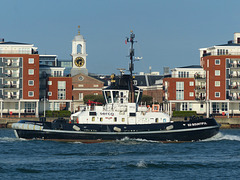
{"left": 164, "top": 33, "right": 240, "bottom": 117}
{"left": 0, "top": 41, "right": 39, "bottom": 117}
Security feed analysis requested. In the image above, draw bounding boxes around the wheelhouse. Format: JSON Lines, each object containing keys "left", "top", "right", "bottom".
{"left": 103, "top": 86, "right": 142, "bottom": 105}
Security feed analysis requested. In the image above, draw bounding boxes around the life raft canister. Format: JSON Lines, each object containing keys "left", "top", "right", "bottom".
{"left": 152, "top": 104, "right": 160, "bottom": 112}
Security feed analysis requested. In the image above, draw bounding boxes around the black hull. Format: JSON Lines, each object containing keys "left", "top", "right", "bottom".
{"left": 13, "top": 118, "right": 220, "bottom": 143}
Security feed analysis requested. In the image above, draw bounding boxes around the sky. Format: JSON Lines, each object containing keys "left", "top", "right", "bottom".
{"left": 1, "top": 0, "right": 240, "bottom": 75}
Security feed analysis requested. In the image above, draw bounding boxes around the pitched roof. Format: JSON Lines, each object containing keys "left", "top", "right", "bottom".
{"left": 0, "top": 41, "right": 31, "bottom": 45}
{"left": 177, "top": 65, "right": 202, "bottom": 69}
{"left": 216, "top": 43, "right": 240, "bottom": 46}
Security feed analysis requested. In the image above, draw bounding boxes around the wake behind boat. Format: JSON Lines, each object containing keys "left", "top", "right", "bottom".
{"left": 12, "top": 31, "right": 220, "bottom": 143}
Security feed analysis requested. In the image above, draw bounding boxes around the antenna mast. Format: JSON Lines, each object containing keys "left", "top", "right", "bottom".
{"left": 126, "top": 30, "right": 137, "bottom": 103}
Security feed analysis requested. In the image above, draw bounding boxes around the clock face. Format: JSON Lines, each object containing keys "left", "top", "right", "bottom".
{"left": 74, "top": 57, "right": 85, "bottom": 67}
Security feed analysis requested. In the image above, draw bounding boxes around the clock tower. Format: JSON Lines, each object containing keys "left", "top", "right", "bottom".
{"left": 71, "top": 26, "right": 88, "bottom": 76}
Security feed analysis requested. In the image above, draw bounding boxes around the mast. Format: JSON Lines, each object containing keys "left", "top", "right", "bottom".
{"left": 126, "top": 30, "right": 137, "bottom": 103}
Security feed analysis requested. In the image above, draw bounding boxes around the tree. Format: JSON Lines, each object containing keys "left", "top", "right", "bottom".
{"left": 83, "top": 94, "right": 105, "bottom": 104}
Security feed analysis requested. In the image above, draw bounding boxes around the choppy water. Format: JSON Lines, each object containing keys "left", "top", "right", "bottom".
{"left": 0, "top": 129, "right": 240, "bottom": 180}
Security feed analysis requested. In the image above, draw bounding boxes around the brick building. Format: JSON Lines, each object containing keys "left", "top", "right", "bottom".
{"left": 164, "top": 32, "right": 240, "bottom": 117}
{"left": 0, "top": 40, "right": 40, "bottom": 117}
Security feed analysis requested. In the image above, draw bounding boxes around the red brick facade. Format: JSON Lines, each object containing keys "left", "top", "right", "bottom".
{"left": 0, "top": 54, "right": 39, "bottom": 100}
{"left": 72, "top": 73, "right": 104, "bottom": 102}
{"left": 47, "top": 77, "right": 72, "bottom": 100}
{"left": 163, "top": 77, "right": 195, "bottom": 100}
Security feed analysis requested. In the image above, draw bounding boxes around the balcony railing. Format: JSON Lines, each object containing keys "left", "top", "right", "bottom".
{"left": 229, "top": 74, "right": 240, "bottom": 78}
{"left": 3, "top": 95, "right": 19, "bottom": 100}
{"left": 203, "top": 52, "right": 240, "bottom": 57}
{"left": 3, "top": 85, "right": 19, "bottom": 89}
{"left": 4, "top": 62, "right": 20, "bottom": 67}
{"left": 229, "top": 85, "right": 240, "bottom": 89}
{"left": 195, "top": 86, "right": 206, "bottom": 90}
{"left": 4, "top": 74, "right": 19, "bottom": 78}
{"left": 228, "top": 96, "right": 240, "bottom": 100}
{"left": 195, "top": 97, "right": 206, "bottom": 101}
{"left": 194, "top": 74, "right": 206, "bottom": 79}
{"left": 229, "top": 63, "right": 240, "bottom": 68}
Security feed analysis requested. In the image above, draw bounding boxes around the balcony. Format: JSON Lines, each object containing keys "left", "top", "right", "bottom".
{"left": 3, "top": 95, "right": 19, "bottom": 100}
{"left": 228, "top": 96, "right": 240, "bottom": 100}
{"left": 195, "top": 86, "right": 206, "bottom": 93}
{"left": 194, "top": 74, "right": 206, "bottom": 81}
{"left": 229, "top": 85, "right": 240, "bottom": 93}
{"left": 4, "top": 73, "right": 20, "bottom": 79}
{"left": 4, "top": 62, "right": 20, "bottom": 68}
{"left": 202, "top": 52, "right": 240, "bottom": 57}
{"left": 229, "top": 63, "right": 240, "bottom": 69}
{"left": 195, "top": 86, "right": 206, "bottom": 90}
{"left": 3, "top": 84, "right": 19, "bottom": 90}
{"left": 229, "top": 74, "right": 240, "bottom": 78}
{"left": 195, "top": 96, "right": 206, "bottom": 101}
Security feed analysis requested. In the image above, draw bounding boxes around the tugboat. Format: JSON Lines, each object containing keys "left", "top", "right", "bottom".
{"left": 12, "top": 31, "right": 220, "bottom": 143}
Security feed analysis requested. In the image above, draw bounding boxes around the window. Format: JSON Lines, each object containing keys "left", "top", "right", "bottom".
{"left": 78, "top": 84, "right": 84, "bottom": 87}
{"left": 24, "top": 102, "right": 35, "bottom": 113}
{"left": 176, "top": 82, "right": 184, "bottom": 100}
{"left": 189, "top": 103, "right": 192, "bottom": 111}
{"left": 215, "top": 81, "right": 220, "bottom": 87}
{"left": 48, "top": 81, "right": 52, "bottom": 85}
{"left": 48, "top": 92, "right": 52, "bottom": 96}
{"left": 28, "top": 58, "right": 34, "bottom": 64}
{"left": 94, "top": 93, "right": 98, "bottom": 95}
{"left": 178, "top": 71, "right": 189, "bottom": 78}
{"left": 215, "top": 59, "right": 220, "bottom": 65}
{"left": 207, "top": 60, "right": 209, "bottom": 67}
{"left": 189, "top": 81, "right": 194, "bottom": 86}
{"left": 189, "top": 92, "right": 194, "bottom": 97}
{"left": 215, "top": 70, "right": 220, "bottom": 76}
{"left": 28, "top": 69, "right": 34, "bottom": 75}
{"left": 78, "top": 76, "right": 84, "bottom": 81}
{"left": 222, "top": 103, "right": 227, "bottom": 111}
{"left": 58, "top": 81, "right": 66, "bottom": 99}
{"left": 28, "top": 91, "right": 34, "bottom": 97}
{"left": 54, "top": 102, "right": 60, "bottom": 110}
{"left": 79, "top": 93, "right": 83, "bottom": 100}
{"left": 15, "top": 102, "right": 18, "bottom": 110}
{"left": 182, "top": 103, "right": 188, "bottom": 111}
{"left": 215, "top": 92, "right": 220, "bottom": 98}
{"left": 53, "top": 71, "right": 62, "bottom": 77}
{"left": 28, "top": 80, "right": 34, "bottom": 86}
{"left": 93, "top": 84, "right": 99, "bottom": 87}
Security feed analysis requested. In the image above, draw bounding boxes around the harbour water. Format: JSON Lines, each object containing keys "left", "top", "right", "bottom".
{"left": 0, "top": 129, "right": 240, "bottom": 180}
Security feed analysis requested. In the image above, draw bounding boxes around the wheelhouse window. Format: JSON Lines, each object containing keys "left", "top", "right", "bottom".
{"left": 112, "top": 91, "right": 119, "bottom": 103}
{"left": 103, "top": 91, "right": 112, "bottom": 103}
